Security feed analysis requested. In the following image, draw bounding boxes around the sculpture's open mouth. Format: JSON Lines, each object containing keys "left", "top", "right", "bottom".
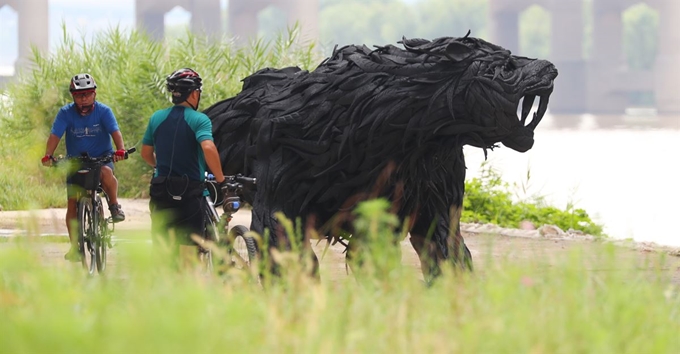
{"left": 502, "top": 66, "right": 557, "bottom": 152}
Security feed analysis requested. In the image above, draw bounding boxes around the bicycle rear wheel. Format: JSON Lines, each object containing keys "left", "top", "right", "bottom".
{"left": 94, "top": 195, "right": 107, "bottom": 273}
{"left": 228, "top": 225, "right": 258, "bottom": 270}
{"left": 77, "top": 197, "right": 97, "bottom": 275}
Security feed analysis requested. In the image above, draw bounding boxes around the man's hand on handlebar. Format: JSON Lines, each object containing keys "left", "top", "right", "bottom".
{"left": 41, "top": 154, "right": 55, "bottom": 167}
{"left": 215, "top": 177, "right": 228, "bottom": 203}
{"left": 113, "top": 149, "right": 127, "bottom": 162}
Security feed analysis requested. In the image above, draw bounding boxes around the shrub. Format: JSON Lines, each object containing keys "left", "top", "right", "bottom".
{"left": 462, "top": 163, "right": 605, "bottom": 236}
{"left": 0, "top": 25, "right": 321, "bottom": 209}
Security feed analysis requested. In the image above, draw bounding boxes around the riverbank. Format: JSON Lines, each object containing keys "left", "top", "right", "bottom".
{"left": 2, "top": 198, "right": 679, "bottom": 262}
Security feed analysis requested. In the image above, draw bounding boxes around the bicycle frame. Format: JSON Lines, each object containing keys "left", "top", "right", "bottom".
{"left": 52, "top": 148, "right": 136, "bottom": 274}
{"left": 74, "top": 185, "right": 108, "bottom": 275}
{"left": 202, "top": 174, "right": 257, "bottom": 273}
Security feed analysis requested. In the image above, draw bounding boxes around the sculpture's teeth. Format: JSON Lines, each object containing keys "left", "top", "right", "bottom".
{"left": 520, "top": 95, "right": 535, "bottom": 125}
{"left": 527, "top": 95, "right": 549, "bottom": 130}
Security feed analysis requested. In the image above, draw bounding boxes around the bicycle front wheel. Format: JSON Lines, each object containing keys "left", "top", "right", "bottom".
{"left": 94, "top": 195, "right": 107, "bottom": 274}
{"left": 77, "top": 197, "right": 97, "bottom": 275}
{"left": 202, "top": 212, "right": 220, "bottom": 273}
{"left": 228, "top": 225, "right": 258, "bottom": 270}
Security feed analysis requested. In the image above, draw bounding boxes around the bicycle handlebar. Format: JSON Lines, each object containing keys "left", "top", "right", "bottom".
{"left": 206, "top": 173, "right": 257, "bottom": 188}
{"left": 205, "top": 173, "right": 255, "bottom": 213}
{"left": 226, "top": 174, "right": 256, "bottom": 186}
{"left": 52, "top": 147, "right": 137, "bottom": 166}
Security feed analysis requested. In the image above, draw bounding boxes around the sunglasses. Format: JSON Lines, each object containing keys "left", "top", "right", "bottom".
{"left": 72, "top": 91, "right": 95, "bottom": 98}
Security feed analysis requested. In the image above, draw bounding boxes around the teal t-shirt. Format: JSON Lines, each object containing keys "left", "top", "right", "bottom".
{"left": 142, "top": 105, "right": 213, "bottom": 182}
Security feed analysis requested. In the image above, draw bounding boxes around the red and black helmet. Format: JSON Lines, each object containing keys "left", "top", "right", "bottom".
{"left": 166, "top": 68, "right": 202, "bottom": 93}
{"left": 69, "top": 73, "right": 97, "bottom": 92}
{"left": 166, "top": 68, "right": 202, "bottom": 105}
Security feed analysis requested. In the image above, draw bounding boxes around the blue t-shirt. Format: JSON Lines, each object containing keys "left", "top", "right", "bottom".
{"left": 50, "top": 101, "right": 120, "bottom": 158}
{"left": 142, "top": 105, "right": 213, "bottom": 182}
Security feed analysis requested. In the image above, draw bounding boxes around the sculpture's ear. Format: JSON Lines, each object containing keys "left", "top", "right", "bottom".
{"left": 444, "top": 42, "right": 473, "bottom": 61}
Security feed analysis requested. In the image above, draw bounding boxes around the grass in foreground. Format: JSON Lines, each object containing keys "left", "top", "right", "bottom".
{"left": 0, "top": 231, "right": 679, "bottom": 354}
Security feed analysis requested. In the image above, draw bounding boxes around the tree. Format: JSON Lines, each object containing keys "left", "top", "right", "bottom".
{"left": 623, "top": 3, "right": 658, "bottom": 71}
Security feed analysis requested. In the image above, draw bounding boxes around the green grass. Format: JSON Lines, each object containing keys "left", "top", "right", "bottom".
{"left": 0, "top": 235, "right": 69, "bottom": 243}
{"left": 0, "top": 233, "right": 678, "bottom": 353}
{"left": 0, "top": 202, "right": 678, "bottom": 353}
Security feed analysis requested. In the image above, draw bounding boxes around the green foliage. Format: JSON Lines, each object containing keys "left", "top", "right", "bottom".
{"left": 1, "top": 231, "right": 679, "bottom": 352}
{"left": 623, "top": 3, "right": 659, "bottom": 70}
{"left": 0, "top": 25, "right": 322, "bottom": 209}
{"left": 350, "top": 199, "right": 408, "bottom": 285}
{"left": 462, "top": 163, "right": 605, "bottom": 236}
{"left": 319, "top": 0, "right": 418, "bottom": 51}
{"left": 416, "top": 0, "right": 488, "bottom": 39}
{"left": 583, "top": 0, "right": 593, "bottom": 59}
{"left": 318, "top": 0, "right": 657, "bottom": 71}
{"left": 519, "top": 5, "right": 550, "bottom": 59}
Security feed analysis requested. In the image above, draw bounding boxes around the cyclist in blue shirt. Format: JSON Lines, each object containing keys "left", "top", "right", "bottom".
{"left": 141, "top": 68, "right": 226, "bottom": 265}
{"left": 41, "top": 73, "right": 128, "bottom": 262}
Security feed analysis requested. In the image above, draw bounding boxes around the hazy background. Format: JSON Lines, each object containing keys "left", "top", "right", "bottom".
{"left": 0, "top": 0, "right": 678, "bottom": 246}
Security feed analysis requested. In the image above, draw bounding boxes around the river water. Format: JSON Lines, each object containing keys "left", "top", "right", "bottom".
{"left": 463, "top": 114, "right": 680, "bottom": 246}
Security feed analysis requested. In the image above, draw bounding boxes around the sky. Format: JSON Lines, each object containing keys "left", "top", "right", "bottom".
{"left": 0, "top": 0, "right": 231, "bottom": 67}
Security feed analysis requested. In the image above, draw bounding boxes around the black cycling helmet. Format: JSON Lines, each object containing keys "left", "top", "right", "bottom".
{"left": 69, "top": 73, "right": 97, "bottom": 92}
{"left": 166, "top": 68, "right": 202, "bottom": 104}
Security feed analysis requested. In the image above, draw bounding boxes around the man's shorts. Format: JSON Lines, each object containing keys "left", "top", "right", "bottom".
{"left": 150, "top": 195, "right": 206, "bottom": 246}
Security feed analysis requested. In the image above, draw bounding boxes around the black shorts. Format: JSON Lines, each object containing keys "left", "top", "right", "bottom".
{"left": 149, "top": 176, "right": 206, "bottom": 246}
{"left": 150, "top": 196, "right": 206, "bottom": 246}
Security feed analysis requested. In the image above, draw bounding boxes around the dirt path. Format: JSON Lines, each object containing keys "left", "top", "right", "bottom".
{"left": 2, "top": 198, "right": 680, "bottom": 283}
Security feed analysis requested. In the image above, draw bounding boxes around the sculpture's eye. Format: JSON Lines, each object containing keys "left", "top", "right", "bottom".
{"left": 503, "top": 59, "right": 517, "bottom": 72}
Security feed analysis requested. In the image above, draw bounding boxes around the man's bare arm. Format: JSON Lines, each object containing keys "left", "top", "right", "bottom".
{"left": 200, "top": 140, "right": 225, "bottom": 183}
{"left": 111, "top": 131, "right": 125, "bottom": 150}
{"left": 45, "top": 134, "right": 61, "bottom": 156}
{"left": 141, "top": 144, "right": 156, "bottom": 167}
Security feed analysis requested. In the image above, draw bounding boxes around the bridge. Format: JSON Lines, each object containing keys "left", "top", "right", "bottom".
{"left": 1, "top": 0, "right": 679, "bottom": 114}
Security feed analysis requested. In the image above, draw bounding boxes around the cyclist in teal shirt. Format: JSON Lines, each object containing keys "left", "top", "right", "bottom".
{"left": 41, "top": 73, "right": 128, "bottom": 262}
{"left": 141, "top": 68, "right": 226, "bottom": 265}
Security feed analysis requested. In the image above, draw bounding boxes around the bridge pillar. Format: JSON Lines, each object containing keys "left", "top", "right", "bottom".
{"left": 488, "top": 5, "right": 520, "bottom": 53}
{"left": 549, "top": 0, "right": 587, "bottom": 114}
{"left": 587, "top": 0, "right": 627, "bottom": 114}
{"left": 0, "top": 0, "right": 49, "bottom": 72}
{"left": 284, "top": 0, "right": 318, "bottom": 44}
{"left": 227, "top": 0, "right": 262, "bottom": 43}
{"left": 228, "top": 0, "right": 318, "bottom": 45}
{"left": 488, "top": 0, "right": 589, "bottom": 114}
{"left": 136, "top": 0, "right": 221, "bottom": 41}
{"left": 191, "top": 0, "right": 221, "bottom": 38}
{"left": 654, "top": 0, "right": 680, "bottom": 114}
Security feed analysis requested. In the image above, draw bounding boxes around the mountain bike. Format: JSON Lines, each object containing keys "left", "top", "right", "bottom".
{"left": 53, "top": 148, "right": 136, "bottom": 275}
{"left": 201, "top": 173, "right": 258, "bottom": 274}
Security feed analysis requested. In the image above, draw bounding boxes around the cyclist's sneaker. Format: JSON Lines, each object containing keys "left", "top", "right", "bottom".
{"left": 64, "top": 247, "right": 82, "bottom": 262}
{"left": 109, "top": 204, "right": 125, "bottom": 223}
